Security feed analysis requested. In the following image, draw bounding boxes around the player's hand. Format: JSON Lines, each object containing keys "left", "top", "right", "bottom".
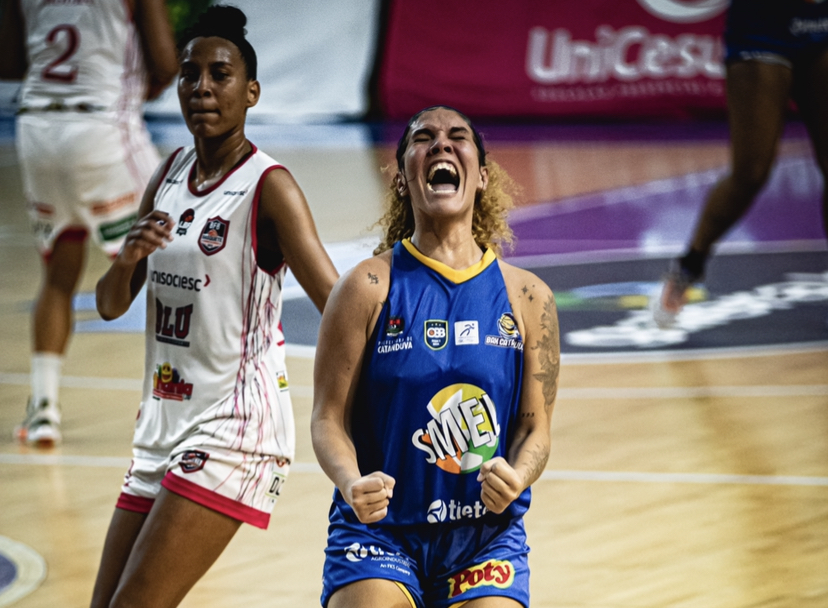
{"left": 118, "top": 210, "right": 175, "bottom": 265}
{"left": 344, "top": 471, "right": 396, "bottom": 524}
{"left": 477, "top": 457, "right": 523, "bottom": 514}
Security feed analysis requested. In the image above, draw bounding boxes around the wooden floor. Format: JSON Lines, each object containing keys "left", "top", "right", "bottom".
{"left": 1, "top": 127, "right": 827, "bottom": 608}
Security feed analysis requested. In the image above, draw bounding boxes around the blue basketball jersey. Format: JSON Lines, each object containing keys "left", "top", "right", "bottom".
{"left": 333, "top": 239, "right": 529, "bottom": 526}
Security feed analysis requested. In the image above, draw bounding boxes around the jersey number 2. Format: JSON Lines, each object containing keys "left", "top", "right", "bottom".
{"left": 41, "top": 25, "right": 80, "bottom": 83}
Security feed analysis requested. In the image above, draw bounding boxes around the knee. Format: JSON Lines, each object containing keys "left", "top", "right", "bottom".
{"left": 728, "top": 163, "right": 772, "bottom": 198}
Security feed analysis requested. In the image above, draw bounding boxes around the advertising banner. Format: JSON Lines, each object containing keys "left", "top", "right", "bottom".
{"left": 378, "top": 0, "right": 730, "bottom": 120}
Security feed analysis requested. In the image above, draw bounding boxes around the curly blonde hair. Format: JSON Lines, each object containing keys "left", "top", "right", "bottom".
{"left": 373, "top": 106, "right": 517, "bottom": 257}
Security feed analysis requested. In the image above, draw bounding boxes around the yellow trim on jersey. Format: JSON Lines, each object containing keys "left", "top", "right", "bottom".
{"left": 402, "top": 238, "right": 496, "bottom": 284}
{"left": 395, "top": 581, "right": 418, "bottom": 607}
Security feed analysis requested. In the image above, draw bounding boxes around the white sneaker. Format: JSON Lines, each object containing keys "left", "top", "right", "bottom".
{"left": 14, "top": 398, "right": 62, "bottom": 447}
{"left": 651, "top": 264, "right": 698, "bottom": 329}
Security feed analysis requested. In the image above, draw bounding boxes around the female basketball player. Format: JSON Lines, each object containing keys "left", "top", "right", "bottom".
{"left": 91, "top": 6, "right": 338, "bottom": 606}
{"left": 654, "top": 0, "right": 828, "bottom": 327}
{"left": 2, "top": 0, "right": 178, "bottom": 447}
{"left": 312, "top": 106, "right": 560, "bottom": 608}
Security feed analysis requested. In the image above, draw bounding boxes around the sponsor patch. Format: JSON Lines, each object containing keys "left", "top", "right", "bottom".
{"left": 177, "top": 208, "right": 195, "bottom": 236}
{"left": 454, "top": 320, "right": 479, "bottom": 345}
{"left": 377, "top": 336, "right": 413, "bottom": 354}
{"left": 424, "top": 320, "right": 448, "bottom": 350}
{"left": 199, "top": 217, "right": 229, "bottom": 255}
{"left": 152, "top": 362, "right": 193, "bottom": 400}
{"left": 98, "top": 213, "right": 138, "bottom": 242}
{"left": 486, "top": 312, "right": 523, "bottom": 350}
{"left": 277, "top": 371, "right": 289, "bottom": 391}
{"left": 266, "top": 471, "right": 287, "bottom": 499}
{"left": 412, "top": 383, "right": 500, "bottom": 474}
{"left": 426, "top": 498, "right": 487, "bottom": 523}
{"left": 386, "top": 316, "right": 405, "bottom": 337}
{"left": 497, "top": 313, "right": 519, "bottom": 338}
{"left": 155, "top": 298, "right": 192, "bottom": 347}
{"left": 179, "top": 450, "right": 209, "bottom": 473}
{"left": 448, "top": 559, "right": 515, "bottom": 599}
{"left": 342, "top": 543, "right": 414, "bottom": 576}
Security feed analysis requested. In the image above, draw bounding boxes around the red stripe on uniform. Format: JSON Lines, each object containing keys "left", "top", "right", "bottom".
{"left": 161, "top": 472, "right": 271, "bottom": 529}
{"left": 115, "top": 492, "right": 155, "bottom": 513}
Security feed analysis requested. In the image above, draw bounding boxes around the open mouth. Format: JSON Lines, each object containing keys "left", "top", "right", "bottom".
{"left": 427, "top": 162, "right": 460, "bottom": 193}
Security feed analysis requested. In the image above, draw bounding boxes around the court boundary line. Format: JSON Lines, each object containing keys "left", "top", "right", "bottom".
{"left": 2, "top": 372, "right": 827, "bottom": 398}
{"left": 0, "top": 454, "right": 825, "bottom": 487}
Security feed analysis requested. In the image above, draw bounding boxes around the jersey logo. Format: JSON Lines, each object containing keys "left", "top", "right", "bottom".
{"left": 412, "top": 383, "right": 500, "bottom": 474}
{"left": 155, "top": 298, "right": 193, "bottom": 347}
{"left": 276, "top": 371, "right": 289, "bottom": 391}
{"left": 152, "top": 362, "right": 194, "bottom": 400}
{"left": 485, "top": 312, "right": 524, "bottom": 350}
{"left": 99, "top": 213, "right": 138, "bottom": 243}
{"left": 386, "top": 316, "right": 405, "bottom": 337}
{"left": 424, "top": 320, "right": 448, "bottom": 350}
{"left": 177, "top": 208, "right": 195, "bottom": 236}
{"left": 448, "top": 559, "right": 515, "bottom": 599}
{"left": 266, "top": 471, "right": 287, "bottom": 499}
{"left": 426, "top": 498, "right": 487, "bottom": 523}
{"left": 179, "top": 450, "right": 209, "bottom": 473}
{"left": 454, "top": 320, "right": 479, "bottom": 345}
{"left": 199, "top": 217, "right": 229, "bottom": 255}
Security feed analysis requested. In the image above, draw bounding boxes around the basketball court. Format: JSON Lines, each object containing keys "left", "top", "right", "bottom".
{"left": 1, "top": 117, "right": 826, "bottom": 607}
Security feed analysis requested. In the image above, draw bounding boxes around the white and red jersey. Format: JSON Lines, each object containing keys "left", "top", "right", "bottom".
{"left": 135, "top": 144, "right": 295, "bottom": 462}
{"left": 19, "top": 0, "right": 148, "bottom": 114}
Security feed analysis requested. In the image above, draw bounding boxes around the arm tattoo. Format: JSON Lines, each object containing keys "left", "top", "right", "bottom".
{"left": 531, "top": 295, "right": 560, "bottom": 413}
{"left": 367, "top": 273, "right": 378, "bottom": 284}
{"left": 522, "top": 444, "right": 549, "bottom": 485}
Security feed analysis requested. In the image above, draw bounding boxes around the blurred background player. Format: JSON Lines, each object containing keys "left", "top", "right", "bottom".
{"left": 653, "top": 0, "right": 828, "bottom": 328}
{"left": 0, "top": 0, "right": 179, "bottom": 445}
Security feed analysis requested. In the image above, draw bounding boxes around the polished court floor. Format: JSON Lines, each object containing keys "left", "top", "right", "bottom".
{"left": 0, "top": 117, "right": 826, "bottom": 607}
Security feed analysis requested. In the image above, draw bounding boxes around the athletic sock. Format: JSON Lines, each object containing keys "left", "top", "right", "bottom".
{"left": 31, "top": 352, "right": 63, "bottom": 412}
{"left": 678, "top": 248, "right": 707, "bottom": 281}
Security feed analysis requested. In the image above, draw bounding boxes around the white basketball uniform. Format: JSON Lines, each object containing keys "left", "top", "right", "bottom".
{"left": 16, "top": 0, "right": 159, "bottom": 256}
{"left": 118, "top": 145, "right": 294, "bottom": 529}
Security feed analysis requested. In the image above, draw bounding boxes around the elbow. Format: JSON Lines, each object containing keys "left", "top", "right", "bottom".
{"left": 95, "top": 283, "right": 121, "bottom": 321}
{"left": 95, "top": 301, "right": 118, "bottom": 322}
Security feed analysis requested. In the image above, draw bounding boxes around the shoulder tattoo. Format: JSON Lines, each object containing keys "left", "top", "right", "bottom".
{"left": 530, "top": 294, "right": 560, "bottom": 412}
{"left": 367, "top": 272, "right": 379, "bottom": 285}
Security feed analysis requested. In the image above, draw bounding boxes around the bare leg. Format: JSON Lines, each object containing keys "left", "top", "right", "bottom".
{"left": 689, "top": 60, "right": 793, "bottom": 255}
{"left": 792, "top": 47, "right": 828, "bottom": 239}
{"left": 16, "top": 232, "right": 87, "bottom": 445}
{"left": 106, "top": 489, "right": 241, "bottom": 608}
{"left": 89, "top": 508, "right": 148, "bottom": 608}
{"left": 33, "top": 232, "right": 86, "bottom": 354}
{"left": 654, "top": 60, "right": 794, "bottom": 327}
{"left": 329, "top": 579, "right": 414, "bottom": 608}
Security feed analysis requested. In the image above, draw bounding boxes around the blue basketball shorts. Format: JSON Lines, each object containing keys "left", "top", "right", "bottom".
{"left": 321, "top": 506, "right": 530, "bottom": 608}
{"left": 724, "top": 1, "right": 828, "bottom": 67}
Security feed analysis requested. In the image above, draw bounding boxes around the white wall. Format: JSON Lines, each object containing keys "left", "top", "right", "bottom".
{"left": 147, "top": 0, "right": 381, "bottom": 122}
{"left": 1, "top": 0, "right": 381, "bottom": 122}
